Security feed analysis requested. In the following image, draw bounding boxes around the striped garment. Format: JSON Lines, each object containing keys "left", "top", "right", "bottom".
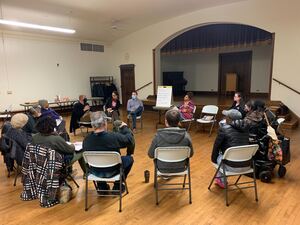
{"left": 20, "top": 144, "right": 63, "bottom": 208}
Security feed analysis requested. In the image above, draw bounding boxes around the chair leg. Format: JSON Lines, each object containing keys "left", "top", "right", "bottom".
{"left": 187, "top": 121, "right": 192, "bottom": 132}
{"left": 234, "top": 175, "right": 242, "bottom": 185}
{"left": 208, "top": 164, "right": 221, "bottom": 190}
{"left": 123, "top": 174, "right": 129, "bottom": 194}
{"left": 223, "top": 164, "right": 229, "bottom": 206}
{"left": 183, "top": 174, "right": 187, "bottom": 188}
{"left": 253, "top": 161, "right": 258, "bottom": 202}
{"left": 119, "top": 174, "right": 122, "bottom": 212}
{"left": 188, "top": 165, "right": 192, "bottom": 204}
{"left": 155, "top": 168, "right": 159, "bottom": 205}
{"left": 13, "top": 165, "right": 20, "bottom": 186}
{"left": 141, "top": 117, "right": 143, "bottom": 129}
{"left": 68, "top": 174, "right": 80, "bottom": 188}
{"left": 85, "top": 176, "right": 88, "bottom": 211}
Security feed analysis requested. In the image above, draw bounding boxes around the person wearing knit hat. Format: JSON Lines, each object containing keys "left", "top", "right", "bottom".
{"left": 211, "top": 108, "right": 249, "bottom": 189}
{"left": 11, "top": 113, "right": 29, "bottom": 129}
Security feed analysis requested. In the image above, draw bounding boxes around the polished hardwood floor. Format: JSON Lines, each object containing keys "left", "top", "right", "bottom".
{"left": 0, "top": 110, "right": 299, "bottom": 225}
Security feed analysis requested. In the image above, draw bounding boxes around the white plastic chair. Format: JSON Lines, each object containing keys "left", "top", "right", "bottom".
{"left": 196, "top": 105, "right": 219, "bottom": 136}
{"left": 154, "top": 147, "right": 192, "bottom": 205}
{"left": 208, "top": 144, "right": 259, "bottom": 206}
{"left": 83, "top": 151, "right": 129, "bottom": 212}
{"left": 181, "top": 106, "right": 197, "bottom": 131}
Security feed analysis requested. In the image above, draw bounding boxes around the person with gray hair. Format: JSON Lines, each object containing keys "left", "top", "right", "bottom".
{"left": 83, "top": 111, "right": 135, "bottom": 194}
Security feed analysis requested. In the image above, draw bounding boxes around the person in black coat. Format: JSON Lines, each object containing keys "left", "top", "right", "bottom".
{"left": 104, "top": 91, "right": 121, "bottom": 122}
{"left": 69, "top": 95, "right": 90, "bottom": 133}
{"left": 211, "top": 109, "right": 250, "bottom": 188}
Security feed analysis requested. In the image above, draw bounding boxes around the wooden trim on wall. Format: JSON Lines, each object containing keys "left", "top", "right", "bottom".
{"left": 153, "top": 49, "right": 157, "bottom": 95}
{"left": 268, "top": 33, "right": 275, "bottom": 100}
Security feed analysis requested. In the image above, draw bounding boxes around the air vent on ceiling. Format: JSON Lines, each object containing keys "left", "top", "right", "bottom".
{"left": 80, "top": 43, "right": 104, "bottom": 52}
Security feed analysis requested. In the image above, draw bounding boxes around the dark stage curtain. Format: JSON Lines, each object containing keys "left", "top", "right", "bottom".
{"left": 161, "top": 24, "right": 272, "bottom": 55}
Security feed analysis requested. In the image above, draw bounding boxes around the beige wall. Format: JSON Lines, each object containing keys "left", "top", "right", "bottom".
{"left": 0, "top": 32, "right": 113, "bottom": 111}
{"left": 111, "top": 0, "right": 300, "bottom": 115}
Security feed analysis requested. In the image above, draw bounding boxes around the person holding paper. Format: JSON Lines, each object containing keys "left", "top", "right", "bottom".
{"left": 32, "top": 116, "right": 86, "bottom": 174}
{"left": 127, "top": 91, "right": 144, "bottom": 132}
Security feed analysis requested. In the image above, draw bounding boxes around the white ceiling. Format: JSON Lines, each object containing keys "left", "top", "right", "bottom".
{"left": 0, "top": 0, "right": 245, "bottom": 42}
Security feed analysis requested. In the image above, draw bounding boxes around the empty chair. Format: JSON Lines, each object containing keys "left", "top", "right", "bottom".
{"left": 153, "top": 147, "right": 192, "bottom": 205}
{"left": 196, "top": 105, "right": 219, "bottom": 136}
{"left": 83, "top": 151, "right": 129, "bottom": 212}
{"left": 181, "top": 106, "right": 196, "bottom": 131}
{"left": 208, "top": 144, "right": 259, "bottom": 206}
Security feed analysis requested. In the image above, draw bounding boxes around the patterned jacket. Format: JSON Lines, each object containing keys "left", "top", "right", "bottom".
{"left": 20, "top": 144, "right": 63, "bottom": 208}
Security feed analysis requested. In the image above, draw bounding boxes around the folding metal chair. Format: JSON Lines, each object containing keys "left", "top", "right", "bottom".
{"left": 154, "top": 147, "right": 192, "bottom": 205}
{"left": 208, "top": 144, "right": 259, "bottom": 206}
{"left": 196, "top": 105, "right": 218, "bottom": 136}
{"left": 181, "top": 106, "right": 197, "bottom": 131}
{"left": 83, "top": 151, "right": 129, "bottom": 212}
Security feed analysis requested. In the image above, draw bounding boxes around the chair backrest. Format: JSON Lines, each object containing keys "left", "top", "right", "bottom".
{"left": 154, "top": 146, "right": 191, "bottom": 163}
{"left": 223, "top": 144, "right": 259, "bottom": 162}
{"left": 83, "top": 151, "right": 122, "bottom": 168}
{"left": 202, "top": 105, "right": 218, "bottom": 115}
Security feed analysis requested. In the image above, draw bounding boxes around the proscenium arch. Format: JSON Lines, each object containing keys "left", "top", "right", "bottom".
{"left": 153, "top": 22, "right": 275, "bottom": 96}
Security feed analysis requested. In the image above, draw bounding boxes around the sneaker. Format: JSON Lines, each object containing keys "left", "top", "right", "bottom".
{"left": 215, "top": 178, "right": 225, "bottom": 189}
{"left": 112, "top": 183, "right": 126, "bottom": 195}
{"left": 96, "top": 182, "right": 110, "bottom": 195}
{"left": 132, "top": 128, "right": 137, "bottom": 133}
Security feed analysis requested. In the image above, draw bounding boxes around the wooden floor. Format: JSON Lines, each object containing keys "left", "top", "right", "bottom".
{"left": 1, "top": 110, "right": 300, "bottom": 225}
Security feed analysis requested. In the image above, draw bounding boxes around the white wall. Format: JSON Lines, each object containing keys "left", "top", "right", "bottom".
{"left": 160, "top": 45, "right": 272, "bottom": 93}
{"left": 111, "top": 0, "right": 300, "bottom": 116}
{"left": 0, "top": 32, "right": 112, "bottom": 111}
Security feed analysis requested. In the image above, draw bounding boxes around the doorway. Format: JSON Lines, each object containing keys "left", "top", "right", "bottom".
{"left": 219, "top": 51, "right": 252, "bottom": 97}
{"left": 120, "top": 64, "right": 135, "bottom": 106}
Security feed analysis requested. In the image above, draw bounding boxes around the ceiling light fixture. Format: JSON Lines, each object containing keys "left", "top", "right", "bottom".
{"left": 0, "top": 19, "right": 76, "bottom": 34}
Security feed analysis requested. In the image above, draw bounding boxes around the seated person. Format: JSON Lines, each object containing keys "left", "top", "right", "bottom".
{"left": 148, "top": 109, "right": 194, "bottom": 173}
{"left": 23, "top": 106, "right": 41, "bottom": 135}
{"left": 178, "top": 92, "right": 195, "bottom": 120}
{"left": 244, "top": 100, "right": 264, "bottom": 138}
{"left": 32, "top": 116, "right": 86, "bottom": 174}
{"left": 230, "top": 92, "right": 246, "bottom": 118}
{"left": 127, "top": 91, "right": 144, "bottom": 132}
{"left": 104, "top": 91, "right": 121, "bottom": 122}
{"left": 39, "top": 99, "right": 61, "bottom": 120}
{"left": 38, "top": 99, "right": 67, "bottom": 136}
{"left": 69, "top": 95, "right": 90, "bottom": 133}
{"left": 83, "top": 111, "right": 134, "bottom": 193}
{"left": 211, "top": 109, "right": 249, "bottom": 188}
{"left": 4, "top": 113, "right": 33, "bottom": 169}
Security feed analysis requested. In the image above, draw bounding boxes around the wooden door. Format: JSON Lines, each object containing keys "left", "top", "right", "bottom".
{"left": 219, "top": 51, "right": 252, "bottom": 97}
{"left": 120, "top": 64, "right": 136, "bottom": 106}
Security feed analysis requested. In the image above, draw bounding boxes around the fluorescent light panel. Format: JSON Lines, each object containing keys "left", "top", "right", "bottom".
{"left": 0, "top": 19, "right": 75, "bottom": 34}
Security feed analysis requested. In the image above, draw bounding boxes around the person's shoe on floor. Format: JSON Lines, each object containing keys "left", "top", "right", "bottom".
{"left": 215, "top": 178, "right": 225, "bottom": 189}
{"left": 112, "top": 182, "right": 126, "bottom": 195}
{"left": 96, "top": 182, "right": 110, "bottom": 195}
